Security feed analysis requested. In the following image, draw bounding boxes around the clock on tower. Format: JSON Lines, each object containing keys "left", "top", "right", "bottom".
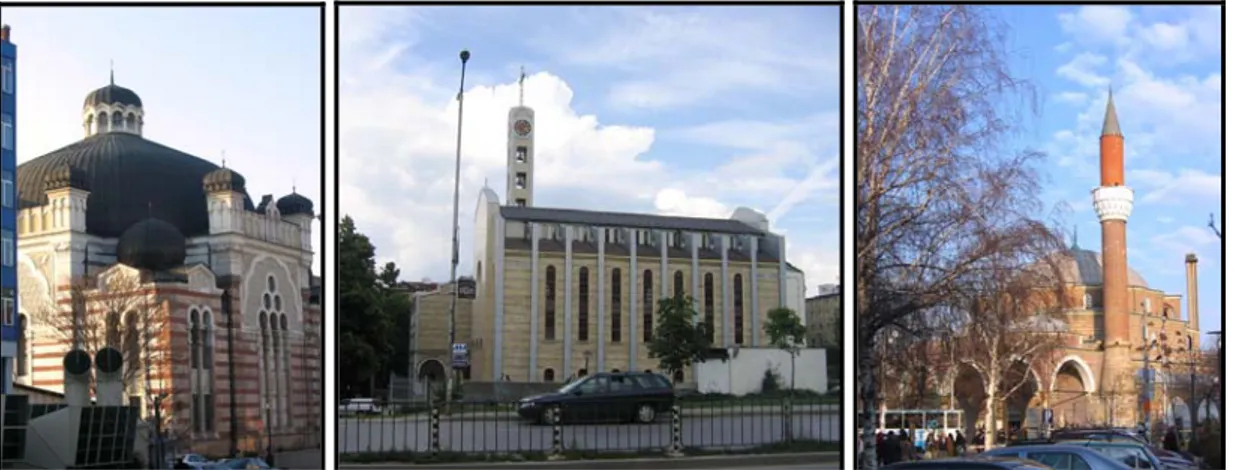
{"left": 513, "top": 119, "right": 532, "bottom": 137}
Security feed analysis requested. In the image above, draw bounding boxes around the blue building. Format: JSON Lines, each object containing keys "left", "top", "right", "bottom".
{"left": 1, "top": 24, "right": 17, "bottom": 395}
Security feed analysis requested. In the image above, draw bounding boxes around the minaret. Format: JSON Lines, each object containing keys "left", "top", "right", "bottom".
{"left": 506, "top": 66, "right": 535, "bottom": 207}
{"left": 1091, "top": 88, "right": 1135, "bottom": 421}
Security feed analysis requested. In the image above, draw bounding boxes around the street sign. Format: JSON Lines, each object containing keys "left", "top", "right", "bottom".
{"left": 451, "top": 343, "right": 470, "bottom": 369}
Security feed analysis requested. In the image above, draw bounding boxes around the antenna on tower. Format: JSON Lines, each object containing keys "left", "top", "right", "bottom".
{"left": 110, "top": 59, "right": 115, "bottom": 85}
{"left": 519, "top": 65, "right": 526, "bottom": 107}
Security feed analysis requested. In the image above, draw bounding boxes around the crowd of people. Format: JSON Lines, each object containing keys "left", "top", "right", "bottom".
{"left": 859, "top": 429, "right": 974, "bottom": 465}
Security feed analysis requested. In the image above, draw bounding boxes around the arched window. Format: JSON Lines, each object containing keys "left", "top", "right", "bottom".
{"left": 123, "top": 311, "right": 141, "bottom": 378}
{"left": 125, "top": 113, "right": 137, "bottom": 132}
{"left": 578, "top": 267, "right": 589, "bottom": 341}
{"left": 111, "top": 111, "right": 123, "bottom": 131}
{"left": 673, "top": 271, "right": 684, "bottom": 298}
{"left": 704, "top": 273, "right": 715, "bottom": 344}
{"left": 543, "top": 368, "right": 555, "bottom": 382}
{"left": 1142, "top": 298, "right": 1152, "bottom": 315}
{"left": 545, "top": 266, "right": 557, "bottom": 340}
{"left": 16, "top": 314, "right": 27, "bottom": 376}
{"left": 96, "top": 112, "right": 108, "bottom": 133}
{"left": 611, "top": 268, "right": 622, "bottom": 342}
{"left": 189, "top": 309, "right": 201, "bottom": 433}
{"left": 269, "top": 312, "right": 283, "bottom": 428}
{"left": 642, "top": 270, "right": 654, "bottom": 342}
{"left": 259, "top": 311, "right": 270, "bottom": 427}
{"left": 107, "top": 311, "right": 122, "bottom": 348}
{"left": 202, "top": 311, "right": 216, "bottom": 432}
{"left": 1083, "top": 293, "right": 1093, "bottom": 309}
{"left": 734, "top": 274, "right": 744, "bottom": 345}
{"left": 280, "top": 314, "right": 291, "bottom": 429}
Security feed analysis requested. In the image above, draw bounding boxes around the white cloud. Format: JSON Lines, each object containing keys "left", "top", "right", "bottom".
{"left": 1128, "top": 169, "right": 1221, "bottom": 205}
{"left": 1149, "top": 225, "right": 1220, "bottom": 261}
{"left": 339, "top": 7, "right": 840, "bottom": 289}
{"left": 1055, "top": 52, "right": 1110, "bottom": 88}
{"left": 1058, "top": 6, "right": 1134, "bottom": 46}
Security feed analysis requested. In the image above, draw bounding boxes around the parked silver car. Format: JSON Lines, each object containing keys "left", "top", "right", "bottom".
{"left": 981, "top": 444, "right": 1132, "bottom": 470}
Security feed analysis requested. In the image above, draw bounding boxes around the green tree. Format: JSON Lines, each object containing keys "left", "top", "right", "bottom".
{"left": 648, "top": 295, "right": 713, "bottom": 381}
{"left": 338, "top": 216, "right": 391, "bottom": 397}
{"left": 377, "top": 262, "right": 413, "bottom": 385}
{"left": 763, "top": 307, "right": 808, "bottom": 392}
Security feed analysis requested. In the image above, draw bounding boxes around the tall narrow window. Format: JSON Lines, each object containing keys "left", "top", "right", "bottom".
{"left": 611, "top": 268, "right": 622, "bottom": 342}
{"left": 545, "top": 266, "right": 557, "bottom": 340}
{"left": 674, "top": 271, "right": 684, "bottom": 298}
{"left": 189, "top": 309, "right": 201, "bottom": 433}
{"left": 1, "top": 229, "right": 13, "bottom": 267}
{"left": 259, "top": 311, "right": 270, "bottom": 431}
{"left": 516, "top": 172, "right": 527, "bottom": 189}
{"left": 0, "top": 288, "right": 12, "bottom": 326}
{"left": 734, "top": 274, "right": 744, "bottom": 345}
{"left": 1, "top": 60, "right": 13, "bottom": 94}
{"left": 16, "top": 314, "right": 27, "bottom": 376}
{"left": 516, "top": 198, "right": 527, "bottom": 207}
{"left": 203, "top": 312, "right": 217, "bottom": 432}
{"left": 704, "top": 273, "right": 715, "bottom": 344}
{"left": 280, "top": 314, "right": 291, "bottom": 430}
{"left": 1, "top": 170, "right": 13, "bottom": 209}
{"left": 1, "top": 114, "right": 12, "bottom": 150}
{"left": 515, "top": 146, "right": 528, "bottom": 162}
{"left": 578, "top": 267, "right": 589, "bottom": 341}
{"left": 123, "top": 312, "right": 141, "bottom": 384}
{"left": 642, "top": 270, "right": 654, "bottom": 342}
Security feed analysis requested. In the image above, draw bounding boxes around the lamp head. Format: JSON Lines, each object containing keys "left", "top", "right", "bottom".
{"left": 460, "top": 50, "right": 471, "bottom": 63}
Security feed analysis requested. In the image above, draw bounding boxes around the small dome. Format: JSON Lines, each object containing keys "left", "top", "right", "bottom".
{"left": 84, "top": 83, "right": 143, "bottom": 108}
{"left": 1038, "top": 247, "right": 1150, "bottom": 289}
{"left": 276, "top": 192, "right": 314, "bottom": 217}
{"left": 203, "top": 167, "right": 246, "bottom": 193}
{"left": 43, "top": 164, "right": 90, "bottom": 192}
{"left": 117, "top": 217, "right": 187, "bottom": 272}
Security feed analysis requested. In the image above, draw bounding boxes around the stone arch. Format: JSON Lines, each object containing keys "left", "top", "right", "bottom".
{"left": 951, "top": 359, "right": 1043, "bottom": 436}
{"left": 97, "top": 111, "right": 109, "bottom": 133}
{"left": 417, "top": 359, "right": 446, "bottom": 382}
{"left": 1051, "top": 355, "right": 1096, "bottom": 393}
{"left": 1050, "top": 356, "right": 1095, "bottom": 427}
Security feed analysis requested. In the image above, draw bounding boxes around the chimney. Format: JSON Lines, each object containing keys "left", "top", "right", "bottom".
{"left": 95, "top": 347, "right": 126, "bottom": 406}
{"left": 0, "top": 25, "right": 10, "bottom": 42}
{"left": 63, "top": 349, "right": 93, "bottom": 407}
{"left": 1185, "top": 253, "right": 1199, "bottom": 331}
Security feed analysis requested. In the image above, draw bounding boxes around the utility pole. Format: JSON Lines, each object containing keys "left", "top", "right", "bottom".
{"left": 1141, "top": 321, "right": 1151, "bottom": 433}
{"left": 445, "top": 49, "right": 470, "bottom": 410}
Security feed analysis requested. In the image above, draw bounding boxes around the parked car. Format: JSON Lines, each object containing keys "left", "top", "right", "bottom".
{"left": 517, "top": 371, "right": 675, "bottom": 424}
{"left": 883, "top": 456, "right": 1053, "bottom": 469}
{"left": 1049, "top": 430, "right": 1196, "bottom": 469}
{"left": 209, "top": 457, "right": 276, "bottom": 469}
{"left": 1057, "top": 440, "right": 1164, "bottom": 470}
{"left": 338, "top": 397, "right": 382, "bottom": 416}
{"left": 172, "top": 453, "right": 212, "bottom": 469}
{"left": 980, "top": 444, "right": 1133, "bottom": 470}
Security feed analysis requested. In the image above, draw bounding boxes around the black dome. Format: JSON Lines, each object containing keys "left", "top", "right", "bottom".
{"left": 116, "top": 217, "right": 187, "bottom": 272}
{"left": 43, "top": 164, "right": 90, "bottom": 192}
{"left": 17, "top": 133, "right": 256, "bottom": 238}
{"left": 276, "top": 192, "right": 314, "bottom": 216}
{"left": 84, "top": 83, "right": 143, "bottom": 108}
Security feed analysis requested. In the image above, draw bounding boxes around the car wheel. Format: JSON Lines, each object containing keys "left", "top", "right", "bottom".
{"left": 635, "top": 404, "right": 657, "bottom": 424}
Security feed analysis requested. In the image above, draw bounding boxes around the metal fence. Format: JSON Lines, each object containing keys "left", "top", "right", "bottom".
{"left": 338, "top": 396, "right": 841, "bottom": 456}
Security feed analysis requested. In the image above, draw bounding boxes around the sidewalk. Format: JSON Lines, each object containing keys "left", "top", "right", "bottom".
{"left": 275, "top": 448, "right": 324, "bottom": 469}
{"left": 340, "top": 451, "right": 840, "bottom": 469}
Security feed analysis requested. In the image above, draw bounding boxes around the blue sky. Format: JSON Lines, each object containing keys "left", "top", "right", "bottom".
{"left": 989, "top": 5, "right": 1222, "bottom": 339}
{"left": 4, "top": 6, "right": 323, "bottom": 272}
{"left": 339, "top": 6, "right": 842, "bottom": 290}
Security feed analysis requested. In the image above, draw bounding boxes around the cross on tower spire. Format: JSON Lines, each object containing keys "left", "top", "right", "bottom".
{"left": 519, "top": 65, "right": 526, "bottom": 107}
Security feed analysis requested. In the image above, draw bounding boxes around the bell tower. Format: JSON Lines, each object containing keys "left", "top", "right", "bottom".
{"left": 1091, "top": 88, "right": 1135, "bottom": 419}
{"left": 506, "top": 67, "right": 535, "bottom": 207}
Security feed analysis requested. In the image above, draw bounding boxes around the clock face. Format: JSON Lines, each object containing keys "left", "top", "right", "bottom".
{"left": 514, "top": 119, "right": 532, "bottom": 137}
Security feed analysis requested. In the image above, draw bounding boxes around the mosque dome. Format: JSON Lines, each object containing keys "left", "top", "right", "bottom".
{"left": 275, "top": 192, "right": 314, "bottom": 217}
{"left": 83, "top": 80, "right": 143, "bottom": 108}
{"left": 1039, "top": 246, "right": 1150, "bottom": 289}
{"left": 116, "top": 217, "right": 187, "bottom": 272}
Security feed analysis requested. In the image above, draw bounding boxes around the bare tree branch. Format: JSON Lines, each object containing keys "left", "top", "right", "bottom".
{"left": 1208, "top": 213, "right": 1222, "bottom": 240}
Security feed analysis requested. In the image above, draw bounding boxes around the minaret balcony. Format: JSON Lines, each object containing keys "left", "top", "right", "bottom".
{"left": 1091, "top": 186, "right": 1134, "bottom": 222}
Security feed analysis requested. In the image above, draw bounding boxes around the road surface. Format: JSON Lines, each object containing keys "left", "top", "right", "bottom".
{"left": 339, "top": 413, "right": 841, "bottom": 454}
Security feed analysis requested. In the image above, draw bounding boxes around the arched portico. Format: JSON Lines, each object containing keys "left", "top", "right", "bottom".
{"left": 1050, "top": 355, "right": 1096, "bottom": 427}
{"left": 952, "top": 360, "right": 1044, "bottom": 437}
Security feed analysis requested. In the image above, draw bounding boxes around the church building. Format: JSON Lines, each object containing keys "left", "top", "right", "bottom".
{"left": 409, "top": 70, "right": 806, "bottom": 386}
{"left": 11, "top": 73, "right": 322, "bottom": 455}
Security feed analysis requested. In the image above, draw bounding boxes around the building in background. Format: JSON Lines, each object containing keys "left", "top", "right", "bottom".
{"left": 11, "top": 72, "right": 321, "bottom": 454}
{"left": 805, "top": 286, "right": 840, "bottom": 349}
{"left": 1, "top": 24, "right": 18, "bottom": 395}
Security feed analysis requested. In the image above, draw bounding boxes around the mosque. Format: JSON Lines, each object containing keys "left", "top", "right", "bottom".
{"left": 949, "top": 91, "right": 1207, "bottom": 433}
{"left": 9, "top": 73, "right": 322, "bottom": 455}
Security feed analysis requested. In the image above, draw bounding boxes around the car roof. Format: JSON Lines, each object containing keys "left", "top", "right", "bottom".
{"left": 986, "top": 444, "right": 1099, "bottom": 453}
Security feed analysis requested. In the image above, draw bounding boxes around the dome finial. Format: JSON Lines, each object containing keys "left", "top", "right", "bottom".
{"left": 221, "top": 150, "right": 227, "bottom": 168}
{"left": 292, "top": 178, "right": 297, "bottom": 194}
{"left": 1071, "top": 225, "right": 1079, "bottom": 250}
{"left": 110, "top": 59, "right": 114, "bottom": 85}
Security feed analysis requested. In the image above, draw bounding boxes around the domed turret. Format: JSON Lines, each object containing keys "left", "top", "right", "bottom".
{"left": 204, "top": 167, "right": 247, "bottom": 194}
{"left": 276, "top": 191, "right": 314, "bottom": 217}
{"left": 116, "top": 217, "right": 187, "bottom": 272}
{"left": 82, "top": 71, "right": 145, "bottom": 137}
{"left": 42, "top": 163, "right": 90, "bottom": 193}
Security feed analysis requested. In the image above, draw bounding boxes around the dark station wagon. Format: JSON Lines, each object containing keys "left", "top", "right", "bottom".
{"left": 516, "top": 371, "right": 677, "bottom": 424}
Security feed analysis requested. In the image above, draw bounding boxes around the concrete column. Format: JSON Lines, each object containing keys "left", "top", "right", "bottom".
{"left": 529, "top": 223, "right": 540, "bottom": 381}
{"left": 597, "top": 227, "right": 606, "bottom": 370}
{"left": 564, "top": 226, "right": 574, "bottom": 377}
{"left": 492, "top": 217, "right": 506, "bottom": 381}
{"left": 721, "top": 236, "right": 731, "bottom": 347}
{"left": 628, "top": 228, "right": 638, "bottom": 372}
{"left": 750, "top": 236, "right": 759, "bottom": 346}
{"left": 660, "top": 231, "right": 669, "bottom": 299}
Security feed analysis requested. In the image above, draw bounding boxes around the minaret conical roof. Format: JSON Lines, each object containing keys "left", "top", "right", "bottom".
{"left": 1101, "top": 87, "right": 1121, "bottom": 136}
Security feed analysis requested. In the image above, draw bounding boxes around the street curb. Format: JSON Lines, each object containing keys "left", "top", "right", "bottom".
{"left": 339, "top": 451, "right": 841, "bottom": 469}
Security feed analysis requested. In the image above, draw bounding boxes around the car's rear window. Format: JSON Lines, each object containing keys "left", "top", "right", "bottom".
{"left": 633, "top": 374, "right": 670, "bottom": 390}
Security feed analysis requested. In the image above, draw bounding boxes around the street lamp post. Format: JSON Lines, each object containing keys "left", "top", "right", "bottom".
{"left": 445, "top": 49, "right": 471, "bottom": 410}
